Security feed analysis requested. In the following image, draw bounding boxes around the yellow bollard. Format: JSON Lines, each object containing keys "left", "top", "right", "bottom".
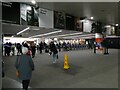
{"left": 64, "top": 54, "right": 70, "bottom": 70}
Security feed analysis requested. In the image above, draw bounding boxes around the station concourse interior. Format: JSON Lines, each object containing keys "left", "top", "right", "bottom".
{"left": 1, "top": 1, "right": 120, "bottom": 89}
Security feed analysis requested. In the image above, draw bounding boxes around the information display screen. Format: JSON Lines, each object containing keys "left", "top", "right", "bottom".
{"left": 54, "top": 11, "right": 66, "bottom": 29}
{"left": 66, "top": 14, "right": 75, "bottom": 30}
{"left": 2, "top": 2, "right": 20, "bottom": 24}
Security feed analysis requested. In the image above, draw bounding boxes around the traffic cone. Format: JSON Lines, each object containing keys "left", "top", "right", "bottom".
{"left": 64, "top": 54, "right": 70, "bottom": 70}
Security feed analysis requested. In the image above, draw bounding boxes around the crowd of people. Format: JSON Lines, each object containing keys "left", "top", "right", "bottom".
{"left": 2, "top": 39, "right": 109, "bottom": 90}
{"left": 3, "top": 41, "right": 59, "bottom": 90}
{"left": 3, "top": 40, "right": 95, "bottom": 57}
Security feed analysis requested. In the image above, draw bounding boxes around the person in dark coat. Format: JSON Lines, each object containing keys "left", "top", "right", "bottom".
{"left": 16, "top": 43, "right": 22, "bottom": 55}
{"left": 50, "top": 42, "right": 58, "bottom": 63}
{"left": 102, "top": 38, "right": 109, "bottom": 54}
{"left": 11, "top": 44, "right": 15, "bottom": 56}
{"left": 4, "top": 42, "right": 9, "bottom": 56}
{"left": 49, "top": 42, "right": 52, "bottom": 55}
{"left": 93, "top": 41, "right": 96, "bottom": 53}
{"left": 31, "top": 43, "right": 36, "bottom": 58}
{"left": 15, "top": 47, "right": 34, "bottom": 90}
{"left": 39, "top": 42, "right": 43, "bottom": 54}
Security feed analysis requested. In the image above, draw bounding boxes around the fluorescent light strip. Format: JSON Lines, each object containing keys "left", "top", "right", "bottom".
{"left": 63, "top": 34, "right": 95, "bottom": 38}
{"left": 47, "top": 32, "right": 83, "bottom": 38}
{"left": 106, "top": 35, "right": 120, "bottom": 38}
{"left": 29, "top": 30, "right": 62, "bottom": 38}
{"left": 17, "top": 27, "right": 30, "bottom": 35}
{"left": 69, "top": 36, "right": 95, "bottom": 39}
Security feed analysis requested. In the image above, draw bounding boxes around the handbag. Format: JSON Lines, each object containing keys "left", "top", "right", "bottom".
{"left": 16, "top": 56, "right": 20, "bottom": 77}
{"left": 16, "top": 70, "right": 20, "bottom": 77}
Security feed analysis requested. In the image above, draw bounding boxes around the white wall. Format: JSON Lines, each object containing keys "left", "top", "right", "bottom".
{"left": 39, "top": 8, "right": 53, "bottom": 28}
{"left": 83, "top": 20, "right": 92, "bottom": 32}
{"left": 106, "top": 26, "right": 111, "bottom": 35}
{"left": 106, "top": 26, "right": 115, "bottom": 35}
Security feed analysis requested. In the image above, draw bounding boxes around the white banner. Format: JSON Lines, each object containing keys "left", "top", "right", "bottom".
{"left": 39, "top": 8, "right": 53, "bottom": 28}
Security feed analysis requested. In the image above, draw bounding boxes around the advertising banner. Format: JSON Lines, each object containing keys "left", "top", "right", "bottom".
{"left": 83, "top": 20, "right": 93, "bottom": 32}
{"left": 39, "top": 8, "right": 53, "bottom": 28}
{"left": 54, "top": 11, "right": 66, "bottom": 29}
{"left": 2, "top": 2, "right": 20, "bottom": 24}
{"left": 20, "top": 3, "right": 39, "bottom": 26}
{"left": 75, "top": 17, "right": 83, "bottom": 32}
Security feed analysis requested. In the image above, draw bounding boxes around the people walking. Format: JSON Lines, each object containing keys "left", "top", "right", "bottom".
{"left": 102, "top": 38, "right": 109, "bottom": 55}
{"left": 39, "top": 42, "right": 43, "bottom": 54}
{"left": 16, "top": 43, "right": 22, "bottom": 55}
{"left": 50, "top": 41, "right": 58, "bottom": 63}
{"left": 31, "top": 43, "right": 36, "bottom": 58}
{"left": 15, "top": 47, "right": 34, "bottom": 90}
{"left": 93, "top": 41, "right": 96, "bottom": 53}
{"left": 11, "top": 44, "right": 15, "bottom": 56}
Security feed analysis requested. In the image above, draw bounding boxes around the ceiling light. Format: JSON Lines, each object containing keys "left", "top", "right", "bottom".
{"left": 80, "top": 20, "right": 85, "bottom": 22}
{"left": 17, "top": 27, "right": 30, "bottom": 35}
{"left": 115, "top": 24, "right": 118, "bottom": 26}
{"left": 27, "top": 6, "right": 31, "bottom": 10}
{"left": 63, "top": 34, "right": 95, "bottom": 39}
{"left": 105, "top": 25, "right": 111, "bottom": 28}
{"left": 90, "top": 17, "right": 94, "bottom": 19}
{"left": 33, "top": 28, "right": 40, "bottom": 30}
{"left": 48, "top": 32, "right": 83, "bottom": 38}
{"left": 31, "top": 0, "right": 36, "bottom": 4}
{"left": 29, "top": 30, "right": 62, "bottom": 38}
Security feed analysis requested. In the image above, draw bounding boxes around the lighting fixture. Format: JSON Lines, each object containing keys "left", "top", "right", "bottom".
{"left": 29, "top": 30, "right": 62, "bottom": 38}
{"left": 80, "top": 20, "right": 85, "bottom": 22}
{"left": 17, "top": 27, "right": 30, "bottom": 35}
{"left": 48, "top": 32, "right": 83, "bottom": 38}
{"left": 105, "top": 25, "right": 111, "bottom": 28}
{"left": 90, "top": 17, "right": 94, "bottom": 19}
{"left": 27, "top": 6, "right": 31, "bottom": 10}
{"left": 31, "top": 0, "right": 36, "bottom": 4}
{"left": 115, "top": 24, "right": 118, "bottom": 26}
{"left": 33, "top": 28, "right": 40, "bottom": 30}
{"left": 63, "top": 34, "right": 95, "bottom": 39}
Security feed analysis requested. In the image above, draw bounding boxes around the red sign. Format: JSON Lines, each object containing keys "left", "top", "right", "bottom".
{"left": 95, "top": 38, "right": 103, "bottom": 42}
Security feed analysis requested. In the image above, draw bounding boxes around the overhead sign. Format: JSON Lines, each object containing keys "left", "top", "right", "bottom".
{"left": 39, "top": 8, "right": 53, "bottom": 28}
{"left": 20, "top": 3, "right": 39, "bottom": 26}
{"left": 2, "top": 2, "right": 20, "bottom": 24}
{"left": 75, "top": 17, "right": 83, "bottom": 32}
{"left": 66, "top": 14, "right": 75, "bottom": 30}
{"left": 54, "top": 11, "right": 66, "bottom": 29}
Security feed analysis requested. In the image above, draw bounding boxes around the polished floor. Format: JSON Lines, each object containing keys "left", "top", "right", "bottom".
{"left": 2, "top": 49, "right": 118, "bottom": 88}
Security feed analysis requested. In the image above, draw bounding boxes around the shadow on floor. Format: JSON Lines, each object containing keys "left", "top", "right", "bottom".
{"left": 62, "top": 64, "right": 83, "bottom": 76}
{"left": 47, "top": 62, "right": 83, "bottom": 76}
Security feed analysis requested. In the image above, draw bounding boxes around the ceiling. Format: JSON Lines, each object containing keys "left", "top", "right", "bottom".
{"left": 37, "top": 2, "right": 118, "bottom": 25}
{"left": 2, "top": 2, "right": 119, "bottom": 39}
{"left": 2, "top": 23, "right": 94, "bottom": 39}
{"left": 2, "top": 0, "right": 120, "bottom": 2}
